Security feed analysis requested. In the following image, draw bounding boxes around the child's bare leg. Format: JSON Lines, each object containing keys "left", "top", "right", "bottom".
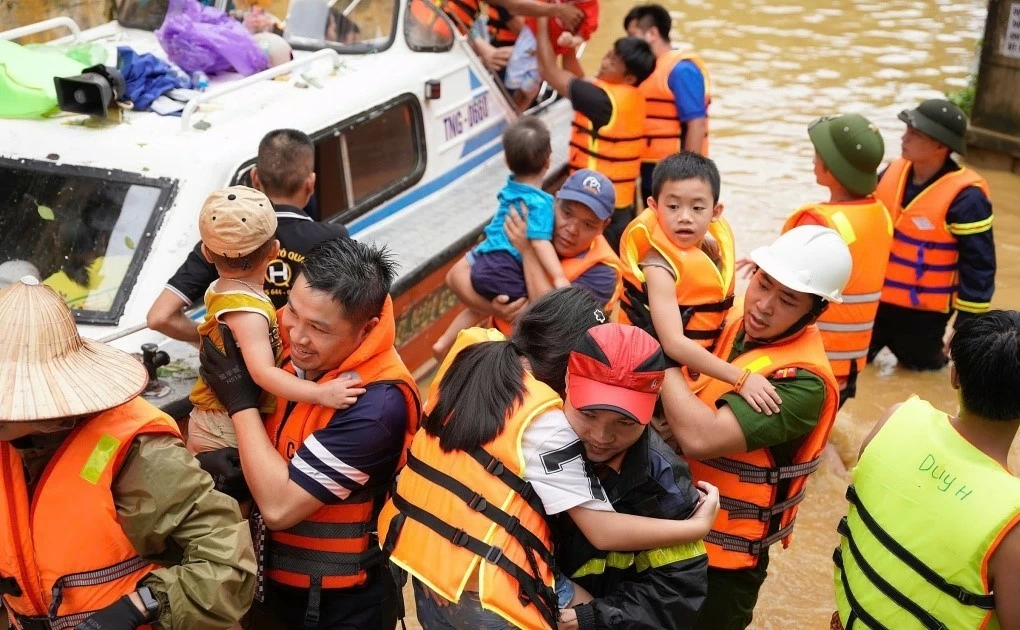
{"left": 567, "top": 580, "right": 593, "bottom": 606}
{"left": 432, "top": 308, "right": 482, "bottom": 360}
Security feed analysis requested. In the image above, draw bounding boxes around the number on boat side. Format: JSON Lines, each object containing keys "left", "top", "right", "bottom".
{"left": 443, "top": 94, "right": 490, "bottom": 141}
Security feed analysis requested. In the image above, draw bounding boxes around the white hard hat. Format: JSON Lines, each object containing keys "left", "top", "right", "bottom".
{"left": 748, "top": 226, "right": 851, "bottom": 303}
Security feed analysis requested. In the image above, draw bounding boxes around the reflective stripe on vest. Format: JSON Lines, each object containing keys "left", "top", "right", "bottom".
{"left": 265, "top": 298, "right": 420, "bottom": 626}
{"left": 638, "top": 51, "right": 711, "bottom": 161}
{"left": 782, "top": 200, "right": 893, "bottom": 378}
{"left": 378, "top": 327, "right": 561, "bottom": 630}
{"left": 570, "top": 541, "right": 706, "bottom": 579}
{"left": 618, "top": 209, "right": 736, "bottom": 355}
{"left": 0, "top": 398, "right": 180, "bottom": 627}
{"left": 874, "top": 159, "right": 991, "bottom": 313}
{"left": 491, "top": 236, "right": 624, "bottom": 333}
{"left": 569, "top": 80, "right": 646, "bottom": 208}
{"left": 834, "top": 397, "right": 1019, "bottom": 630}
{"left": 688, "top": 307, "right": 839, "bottom": 570}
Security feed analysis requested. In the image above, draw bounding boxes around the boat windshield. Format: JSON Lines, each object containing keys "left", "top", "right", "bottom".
{"left": 284, "top": 0, "right": 397, "bottom": 53}
{"left": 0, "top": 159, "right": 175, "bottom": 325}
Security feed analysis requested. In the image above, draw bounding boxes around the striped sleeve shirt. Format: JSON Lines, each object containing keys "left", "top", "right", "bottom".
{"left": 289, "top": 384, "right": 408, "bottom": 504}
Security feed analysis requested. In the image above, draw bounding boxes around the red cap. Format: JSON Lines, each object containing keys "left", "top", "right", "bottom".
{"left": 567, "top": 324, "right": 666, "bottom": 424}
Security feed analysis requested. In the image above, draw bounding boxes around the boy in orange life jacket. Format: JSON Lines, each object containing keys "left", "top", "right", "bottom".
{"left": 619, "top": 152, "right": 783, "bottom": 418}
{"left": 433, "top": 118, "right": 571, "bottom": 360}
{"left": 187, "top": 187, "right": 361, "bottom": 454}
{"left": 533, "top": 15, "right": 655, "bottom": 252}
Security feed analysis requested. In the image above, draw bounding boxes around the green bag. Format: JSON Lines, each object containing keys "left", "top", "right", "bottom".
{"left": 0, "top": 40, "right": 86, "bottom": 119}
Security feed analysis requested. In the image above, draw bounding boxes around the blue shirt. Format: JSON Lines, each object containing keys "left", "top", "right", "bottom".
{"left": 573, "top": 261, "right": 619, "bottom": 310}
{"left": 289, "top": 384, "right": 408, "bottom": 504}
{"left": 474, "top": 176, "right": 555, "bottom": 260}
{"left": 667, "top": 60, "right": 707, "bottom": 122}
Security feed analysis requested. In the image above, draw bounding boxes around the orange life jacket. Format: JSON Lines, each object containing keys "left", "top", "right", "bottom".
{"left": 490, "top": 235, "right": 623, "bottom": 334}
{"left": 379, "top": 328, "right": 561, "bottom": 630}
{"left": 638, "top": 51, "right": 711, "bottom": 161}
{"left": 410, "top": 0, "right": 455, "bottom": 40}
{"left": 687, "top": 308, "right": 839, "bottom": 570}
{"left": 263, "top": 297, "right": 421, "bottom": 603}
{"left": 618, "top": 209, "right": 735, "bottom": 352}
{"left": 439, "top": 0, "right": 482, "bottom": 34}
{"left": 569, "top": 80, "right": 646, "bottom": 209}
{"left": 875, "top": 158, "right": 991, "bottom": 313}
{"left": 486, "top": 4, "right": 518, "bottom": 47}
{"left": 782, "top": 198, "right": 893, "bottom": 379}
{"left": 0, "top": 398, "right": 180, "bottom": 630}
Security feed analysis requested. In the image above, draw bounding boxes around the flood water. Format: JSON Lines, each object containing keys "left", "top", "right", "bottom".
{"left": 578, "top": 0, "right": 1020, "bottom": 627}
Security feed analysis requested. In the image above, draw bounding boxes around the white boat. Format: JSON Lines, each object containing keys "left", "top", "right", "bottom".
{"left": 0, "top": 0, "right": 574, "bottom": 417}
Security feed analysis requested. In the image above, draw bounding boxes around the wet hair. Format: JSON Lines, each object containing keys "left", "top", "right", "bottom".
{"left": 950, "top": 310, "right": 1020, "bottom": 421}
{"left": 298, "top": 237, "right": 397, "bottom": 326}
{"left": 206, "top": 237, "right": 277, "bottom": 272}
{"left": 423, "top": 287, "right": 602, "bottom": 452}
{"left": 503, "top": 117, "right": 552, "bottom": 177}
{"left": 256, "top": 129, "right": 314, "bottom": 198}
{"left": 623, "top": 4, "right": 672, "bottom": 40}
{"left": 652, "top": 151, "right": 722, "bottom": 204}
{"left": 613, "top": 37, "right": 656, "bottom": 85}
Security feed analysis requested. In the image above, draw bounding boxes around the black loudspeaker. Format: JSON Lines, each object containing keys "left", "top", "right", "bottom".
{"left": 54, "top": 65, "right": 126, "bottom": 118}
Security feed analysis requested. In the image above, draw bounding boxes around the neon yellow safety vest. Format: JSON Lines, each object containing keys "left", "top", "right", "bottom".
{"left": 833, "top": 397, "right": 1020, "bottom": 630}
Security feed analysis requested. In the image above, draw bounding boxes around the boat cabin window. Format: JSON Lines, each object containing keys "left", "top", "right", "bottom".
{"left": 0, "top": 159, "right": 175, "bottom": 325}
{"left": 284, "top": 0, "right": 398, "bottom": 53}
{"left": 313, "top": 95, "right": 425, "bottom": 223}
{"left": 405, "top": 0, "right": 455, "bottom": 52}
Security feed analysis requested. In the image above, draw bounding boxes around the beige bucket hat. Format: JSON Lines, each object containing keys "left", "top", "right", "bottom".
{"left": 0, "top": 277, "right": 148, "bottom": 422}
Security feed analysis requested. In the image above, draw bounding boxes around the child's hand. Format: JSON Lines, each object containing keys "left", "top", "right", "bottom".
{"left": 552, "top": 274, "right": 571, "bottom": 289}
{"left": 738, "top": 373, "right": 782, "bottom": 415}
{"left": 735, "top": 256, "right": 755, "bottom": 279}
{"left": 553, "top": 3, "right": 584, "bottom": 31}
{"left": 503, "top": 202, "right": 531, "bottom": 252}
{"left": 318, "top": 373, "right": 366, "bottom": 409}
{"left": 690, "top": 481, "right": 720, "bottom": 534}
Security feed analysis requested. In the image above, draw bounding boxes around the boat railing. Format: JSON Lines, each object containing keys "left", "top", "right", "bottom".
{"left": 180, "top": 48, "right": 342, "bottom": 131}
{"left": 0, "top": 16, "right": 82, "bottom": 43}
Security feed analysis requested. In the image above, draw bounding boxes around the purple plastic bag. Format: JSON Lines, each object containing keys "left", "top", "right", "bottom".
{"left": 155, "top": 0, "right": 269, "bottom": 76}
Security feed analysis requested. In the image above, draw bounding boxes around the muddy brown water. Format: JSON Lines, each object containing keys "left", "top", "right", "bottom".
{"left": 5, "top": 0, "right": 1018, "bottom": 628}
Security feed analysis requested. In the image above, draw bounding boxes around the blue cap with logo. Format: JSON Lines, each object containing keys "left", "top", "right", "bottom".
{"left": 556, "top": 170, "right": 615, "bottom": 221}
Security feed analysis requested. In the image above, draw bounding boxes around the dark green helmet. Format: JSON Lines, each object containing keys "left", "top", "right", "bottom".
{"left": 809, "top": 113, "right": 885, "bottom": 196}
{"left": 898, "top": 98, "right": 968, "bottom": 155}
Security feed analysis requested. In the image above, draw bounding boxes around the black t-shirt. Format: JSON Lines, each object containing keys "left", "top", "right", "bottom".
{"left": 568, "top": 78, "right": 613, "bottom": 132}
{"left": 165, "top": 205, "right": 349, "bottom": 309}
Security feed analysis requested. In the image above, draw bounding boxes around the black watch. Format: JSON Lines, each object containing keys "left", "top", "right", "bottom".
{"left": 136, "top": 586, "right": 160, "bottom": 623}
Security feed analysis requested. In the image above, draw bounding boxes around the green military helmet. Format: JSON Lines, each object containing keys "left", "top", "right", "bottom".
{"left": 898, "top": 98, "right": 968, "bottom": 155}
{"left": 808, "top": 113, "right": 885, "bottom": 197}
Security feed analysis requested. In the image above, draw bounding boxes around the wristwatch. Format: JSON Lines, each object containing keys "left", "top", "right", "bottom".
{"left": 136, "top": 586, "right": 161, "bottom": 623}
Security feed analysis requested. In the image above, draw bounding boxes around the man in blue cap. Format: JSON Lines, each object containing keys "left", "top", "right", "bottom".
{"left": 443, "top": 169, "right": 624, "bottom": 338}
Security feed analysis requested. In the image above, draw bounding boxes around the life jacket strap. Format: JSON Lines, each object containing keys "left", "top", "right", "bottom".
{"left": 833, "top": 547, "right": 892, "bottom": 630}
{"left": 702, "top": 456, "right": 821, "bottom": 485}
{"left": 835, "top": 518, "right": 948, "bottom": 630}
{"left": 719, "top": 488, "right": 807, "bottom": 522}
{"left": 390, "top": 492, "right": 559, "bottom": 628}
{"left": 892, "top": 230, "right": 956, "bottom": 251}
{"left": 703, "top": 520, "right": 795, "bottom": 557}
{"left": 569, "top": 142, "right": 641, "bottom": 163}
{"left": 887, "top": 253, "right": 957, "bottom": 274}
{"left": 12, "top": 610, "right": 95, "bottom": 630}
{"left": 281, "top": 520, "right": 371, "bottom": 539}
{"left": 843, "top": 485, "right": 995, "bottom": 609}
{"left": 48, "top": 556, "right": 151, "bottom": 619}
{"left": 466, "top": 448, "right": 549, "bottom": 519}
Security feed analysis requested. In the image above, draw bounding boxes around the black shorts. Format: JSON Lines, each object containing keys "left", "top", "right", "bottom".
{"left": 470, "top": 250, "right": 527, "bottom": 301}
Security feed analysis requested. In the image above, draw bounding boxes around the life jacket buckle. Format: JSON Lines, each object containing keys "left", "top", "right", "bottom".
{"left": 485, "top": 458, "right": 505, "bottom": 476}
{"left": 766, "top": 469, "right": 781, "bottom": 485}
{"left": 468, "top": 493, "right": 488, "bottom": 512}
{"left": 484, "top": 546, "right": 504, "bottom": 565}
{"left": 450, "top": 529, "right": 470, "bottom": 548}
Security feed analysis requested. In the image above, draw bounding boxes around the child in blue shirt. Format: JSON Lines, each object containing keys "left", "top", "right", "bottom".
{"left": 434, "top": 117, "right": 569, "bottom": 357}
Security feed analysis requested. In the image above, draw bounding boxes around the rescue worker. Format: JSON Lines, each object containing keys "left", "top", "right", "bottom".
{"left": 534, "top": 16, "right": 656, "bottom": 251}
{"left": 779, "top": 114, "right": 890, "bottom": 407}
{"left": 832, "top": 310, "right": 1020, "bottom": 630}
{"left": 624, "top": 4, "right": 712, "bottom": 202}
{"left": 653, "top": 226, "right": 851, "bottom": 629}
{"left": 869, "top": 99, "right": 995, "bottom": 371}
{"left": 0, "top": 277, "right": 256, "bottom": 629}
{"left": 444, "top": 169, "right": 624, "bottom": 333}
{"left": 147, "top": 128, "right": 349, "bottom": 343}
{"left": 195, "top": 237, "right": 420, "bottom": 629}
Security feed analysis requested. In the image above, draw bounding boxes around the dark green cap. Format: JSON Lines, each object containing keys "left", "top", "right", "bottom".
{"left": 809, "top": 113, "right": 885, "bottom": 196}
{"left": 898, "top": 98, "right": 968, "bottom": 155}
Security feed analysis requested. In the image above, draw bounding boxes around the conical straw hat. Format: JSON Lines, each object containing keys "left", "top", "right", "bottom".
{"left": 0, "top": 277, "right": 148, "bottom": 422}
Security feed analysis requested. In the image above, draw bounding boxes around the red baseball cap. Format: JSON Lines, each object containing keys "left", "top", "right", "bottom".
{"left": 566, "top": 324, "right": 666, "bottom": 424}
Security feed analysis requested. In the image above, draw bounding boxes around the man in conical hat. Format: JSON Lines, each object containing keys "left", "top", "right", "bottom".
{"left": 0, "top": 277, "right": 255, "bottom": 630}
